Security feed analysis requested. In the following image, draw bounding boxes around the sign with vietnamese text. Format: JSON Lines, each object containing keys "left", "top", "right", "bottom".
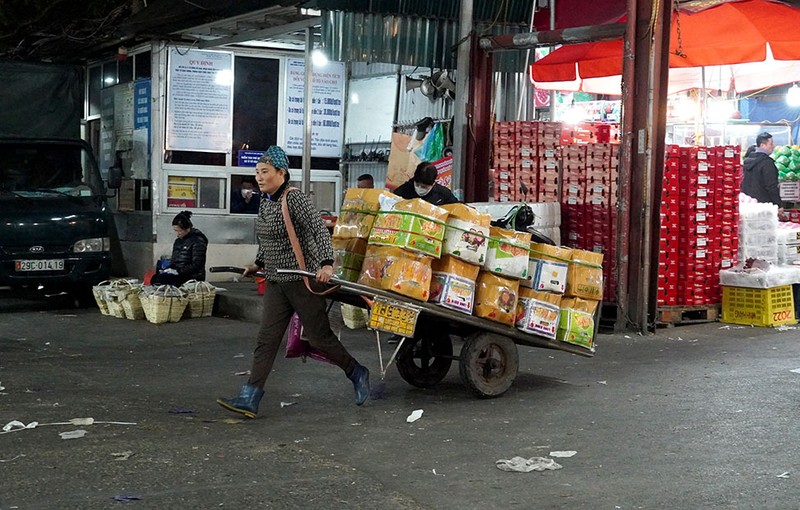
{"left": 283, "top": 58, "right": 345, "bottom": 158}
{"left": 166, "top": 48, "right": 233, "bottom": 153}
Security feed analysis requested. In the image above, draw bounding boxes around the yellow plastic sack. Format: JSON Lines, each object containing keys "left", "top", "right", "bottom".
{"left": 333, "top": 188, "right": 398, "bottom": 239}
{"left": 565, "top": 249, "right": 604, "bottom": 300}
{"left": 474, "top": 271, "right": 520, "bottom": 326}
{"left": 369, "top": 199, "right": 449, "bottom": 258}
{"left": 358, "top": 245, "right": 433, "bottom": 301}
{"left": 557, "top": 297, "right": 599, "bottom": 349}
{"left": 332, "top": 237, "right": 368, "bottom": 282}
{"left": 441, "top": 203, "right": 492, "bottom": 265}
{"left": 483, "top": 227, "right": 532, "bottom": 280}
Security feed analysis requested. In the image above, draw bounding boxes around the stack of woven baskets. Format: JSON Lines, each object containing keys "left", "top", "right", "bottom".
{"left": 94, "top": 278, "right": 218, "bottom": 324}
{"left": 92, "top": 279, "right": 144, "bottom": 320}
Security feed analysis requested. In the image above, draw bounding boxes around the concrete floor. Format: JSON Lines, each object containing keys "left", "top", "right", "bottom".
{"left": 1, "top": 288, "right": 800, "bottom": 509}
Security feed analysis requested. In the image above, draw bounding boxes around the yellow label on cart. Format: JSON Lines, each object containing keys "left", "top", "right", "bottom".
{"left": 369, "top": 297, "right": 421, "bottom": 338}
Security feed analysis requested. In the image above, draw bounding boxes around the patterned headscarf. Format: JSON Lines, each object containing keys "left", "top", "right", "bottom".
{"left": 258, "top": 146, "right": 289, "bottom": 171}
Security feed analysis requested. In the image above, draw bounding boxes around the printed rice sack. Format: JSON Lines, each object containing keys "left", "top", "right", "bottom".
{"left": 358, "top": 245, "right": 433, "bottom": 301}
{"left": 557, "top": 297, "right": 598, "bottom": 350}
{"left": 565, "top": 249, "right": 604, "bottom": 300}
{"left": 515, "top": 288, "right": 561, "bottom": 340}
{"left": 524, "top": 243, "right": 572, "bottom": 292}
{"left": 369, "top": 198, "right": 449, "bottom": 258}
{"left": 429, "top": 255, "right": 481, "bottom": 314}
{"left": 474, "top": 271, "right": 520, "bottom": 326}
{"left": 333, "top": 188, "right": 398, "bottom": 239}
{"left": 483, "top": 227, "right": 531, "bottom": 279}
{"left": 441, "top": 203, "right": 491, "bottom": 265}
{"left": 332, "top": 237, "right": 368, "bottom": 282}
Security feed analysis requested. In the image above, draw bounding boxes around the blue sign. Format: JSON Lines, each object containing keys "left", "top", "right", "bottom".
{"left": 238, "top": 150, "right": 266, "bottom": 167}
{"left": 134, "top": 79, "right": 150, "bottom": 130}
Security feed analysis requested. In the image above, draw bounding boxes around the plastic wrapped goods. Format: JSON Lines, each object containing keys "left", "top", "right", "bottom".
{"left": 333, "top": 188, "right": 398, "bottom": 239}
{"left": 441, "top": 203, "right": 492, "bottom": 265}
{"left": 525, "top": 243, "right": 572, "bottom": 292}
{"left": 369, "top": 198, "right": 449, "bottom": 258}
{"left": 332, "top": 237, "right": 368, "bottom": 282}
{"left": 565, "top": 249, "right": 604, "bottom": 300}
{"left": 557, "top": 298, "right": 598, "bottom": 350}
{"left": 358, "top": 245, "right": 433, "bottom": 301}
{"left": 515, "top": 288, "right": 562, "bottom": 339}
{"left": 483, "top": 227, "right": 532, "bottom": 280}
{"left": 429, "top": 255, "right": 481, "bottom": 314}
{"left": 474, "top": 271, "right": 520, "bottom": 326}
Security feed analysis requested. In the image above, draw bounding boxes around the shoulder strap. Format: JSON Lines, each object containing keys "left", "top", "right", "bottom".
{"left": 280, "top": 187, "right": 339, "bottom": 296}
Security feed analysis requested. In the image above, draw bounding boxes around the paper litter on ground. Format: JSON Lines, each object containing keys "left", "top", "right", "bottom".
{"left": 406, "top": 409, "right": 423, "bottom": 423}
{"left": 496, "top": 456, "right": 562, "bottom": 472}
{"left": 59, "top": 429, "right": 88, "bottom": 440}
{"left": 549, "top": 451, "right": 577, "bottom": 458}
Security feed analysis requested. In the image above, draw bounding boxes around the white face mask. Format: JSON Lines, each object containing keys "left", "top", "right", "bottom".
{"left": 414, "top": 184, "right": 433, "bottom": 197}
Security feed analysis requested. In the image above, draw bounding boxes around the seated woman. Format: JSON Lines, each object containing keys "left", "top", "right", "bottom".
{"left": 152, "top": 210, "right": 208, "bottom": 286}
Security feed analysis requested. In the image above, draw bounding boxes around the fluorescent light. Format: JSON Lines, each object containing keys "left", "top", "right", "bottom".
{"left": 312, "top": 50, "right": 328, "bottom": 67}
{"left": 350, "top": 92, "right": 360, "bottom": 104}
{"left": 787, "top": 84, "right": 800, "bottom": 107}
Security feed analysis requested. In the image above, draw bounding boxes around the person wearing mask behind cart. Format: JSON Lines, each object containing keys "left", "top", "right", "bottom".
{"left": 217, "top": 146, "right": 370, "bottom": 419}
{"left": 742, "top": 132, "right": 783, "bottom": 209}
{"left": 393, "top": 161, "right": 459, "bottom": 205}
{"left": 151, "top": 210, "right": 208, "bottom": 286}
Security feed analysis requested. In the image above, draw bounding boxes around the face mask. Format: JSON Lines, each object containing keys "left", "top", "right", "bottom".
{"left": 414, "top": 184, "right": 432, "bottom": 197}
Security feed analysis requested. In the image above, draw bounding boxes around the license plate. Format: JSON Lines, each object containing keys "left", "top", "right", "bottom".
{"left": 15, "top": 259, "right": 65, "bottom": 271}
{"left": 368, "top": 297, "right": 421, "bottom": 338}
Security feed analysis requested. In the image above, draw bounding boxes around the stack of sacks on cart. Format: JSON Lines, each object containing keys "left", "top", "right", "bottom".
{"left": 331, "top": 188, "right": 604, "bottom": 349}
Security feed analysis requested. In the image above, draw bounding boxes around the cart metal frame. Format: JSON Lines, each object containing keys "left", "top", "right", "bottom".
{"left": 279, "top": 269, "right": 594, "bottom": 398}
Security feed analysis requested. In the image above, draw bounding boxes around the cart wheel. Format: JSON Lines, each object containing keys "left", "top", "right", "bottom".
{"left": 459, "top": 332, "right": 518, "bottom": 398}
{"left": 396, "top": 333, "right": 454, "bottom": 388}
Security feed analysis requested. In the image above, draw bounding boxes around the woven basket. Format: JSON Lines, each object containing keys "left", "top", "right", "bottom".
{"left": 120, "top": 285, "right": 145, "bottom": 320}
{"left": 180, "top": 280, "right": 217, "bottom": 319}
{"left": 141, "top": 285, "right": 187, "bottom": 324}
{"left": 105, "top": 279, "right": 139, "bottom": 319}
{"left": 92, "top": 280, "right": 112, "bottom": 315}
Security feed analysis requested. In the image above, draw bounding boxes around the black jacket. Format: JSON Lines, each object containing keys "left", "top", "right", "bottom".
{"left": 394, "top": 179, "right": 459, "bottom": 206}
{"left": 170, "top": 228, "right": 209, "bottom": 281}
{"left": 742, "top": 152, "right": 782, "bottom": 206}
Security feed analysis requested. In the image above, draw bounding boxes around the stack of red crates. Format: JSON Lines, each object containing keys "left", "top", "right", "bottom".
{"left": 586, "top": 143, "right": 619, "bottom": 301}
{"left": 491, "top": 122, "right": 517, "bottom": 202}
{"left": 658, "top": 145, "right": 681, "bottom": 306}
{"left": 658, "top": 144, "right": 741, "bottom": 306}
{"left": 561, "top": 144, "right": 586, "bottom": 249}
{"left": 715, "top": 146, "right": 740, "bottom": 273}
{"left": 536, "top": 122, "right": 563, "bottom": 203}
{"left": 516, "top": 122, "right": 538, "bottom": 202}
{"left": 558, "top": 142, "right": 620, "bottom": 302}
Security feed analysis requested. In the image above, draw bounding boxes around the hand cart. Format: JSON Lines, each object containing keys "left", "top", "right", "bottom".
{"left": 278, "top": 269, "right": 594, "bottom": 399}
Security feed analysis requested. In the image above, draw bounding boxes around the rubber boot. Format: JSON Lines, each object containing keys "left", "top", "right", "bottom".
{"left": 348, "top": 363, "right": 370, "bottom": 406}
{"left": 216, "top": 383, "right": 265, "bottom": 419}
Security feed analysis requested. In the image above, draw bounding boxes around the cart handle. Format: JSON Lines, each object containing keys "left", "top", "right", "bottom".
{"left": 209, "top": 266, "right": 246, "bottom": 274}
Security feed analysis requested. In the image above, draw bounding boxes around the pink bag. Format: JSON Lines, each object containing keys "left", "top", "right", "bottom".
{"left": 285, "top": 313, "right": 334, "bottom": 364}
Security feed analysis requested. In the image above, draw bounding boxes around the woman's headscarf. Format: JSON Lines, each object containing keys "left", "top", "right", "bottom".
{"left": 258, "top": 146, "right": 289, "bottom": 171}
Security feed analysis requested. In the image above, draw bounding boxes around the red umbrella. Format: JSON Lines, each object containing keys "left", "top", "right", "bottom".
{"left": 531, "top": 0, "right": 800, "bottom": 93}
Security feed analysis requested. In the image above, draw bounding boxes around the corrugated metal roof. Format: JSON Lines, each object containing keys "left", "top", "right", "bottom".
{"left": 308, "top": 0, "right": 534, "bottom": 24}
{"left": 322, "top": 11, "right": 528, "bottom": 71}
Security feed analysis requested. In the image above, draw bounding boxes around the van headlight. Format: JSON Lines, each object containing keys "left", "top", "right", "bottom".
{"left": 73, "top": 237, "right": 110, "bottom": 252}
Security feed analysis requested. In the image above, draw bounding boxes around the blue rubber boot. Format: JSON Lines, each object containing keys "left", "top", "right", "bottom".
{"left": 348, "top": 363, "right": 370, "bottom": 406}
{"left": 216, "top": 384, "right": 265, "bottom": 419}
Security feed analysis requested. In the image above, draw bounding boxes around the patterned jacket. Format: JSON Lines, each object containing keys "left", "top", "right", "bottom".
{"left": 255, "top": 182, "right": 334, "bottom": 282}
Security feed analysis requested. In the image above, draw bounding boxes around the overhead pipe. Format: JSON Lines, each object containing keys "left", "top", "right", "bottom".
{"left": 479, "top": 22, "right": 625, "bottom": 52}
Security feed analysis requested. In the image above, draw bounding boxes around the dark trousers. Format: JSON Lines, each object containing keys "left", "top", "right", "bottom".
{"left": 248, "top": 279, "right": 356, "bottom": 389}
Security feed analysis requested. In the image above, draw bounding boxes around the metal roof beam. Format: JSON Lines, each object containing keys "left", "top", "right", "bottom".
{"left": 195, "top": 16, "right": 320, "bottom": 48}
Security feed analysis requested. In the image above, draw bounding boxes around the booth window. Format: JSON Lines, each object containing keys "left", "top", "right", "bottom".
{"left": 166, "top": 175, "right": 225, "bottom": 209}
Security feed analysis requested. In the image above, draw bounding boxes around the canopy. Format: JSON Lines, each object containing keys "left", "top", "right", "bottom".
{"left": 530, "top": 0, "right": 800, "bottom": 95}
